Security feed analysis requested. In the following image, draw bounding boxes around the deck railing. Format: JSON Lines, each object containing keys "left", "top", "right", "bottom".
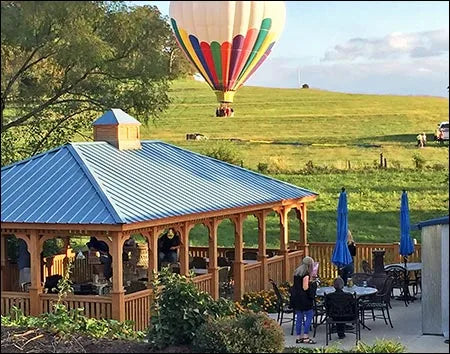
{"left": 243, "top": 262, "right": 261, "bottom": 293}
{"left": 309, "top": 242, "right": 422, "bottom": 280}
{"left": 1, "top": 291, "right": 30, "bottom": 316}
{"left": 192, "top": 273, "right": 212, "bottom": 294}
{"left": 124, "top": 288, "right": 153, "bottom": 331}
{"left": 39, "top": 293, "right": 112, "bottom": 319}
{"left": 287, "top": 250, "right": 304, "bottom": 283}
{"left": 267, "top": 255, "right": 284, "bottom": 285}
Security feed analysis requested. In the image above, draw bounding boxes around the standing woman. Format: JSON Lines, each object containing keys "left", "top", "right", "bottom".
{"left": 341, "top": 230, "right": 356, "bottom": 286}
{"left": 290, "top": 256, "right": 318, "bottom": 344}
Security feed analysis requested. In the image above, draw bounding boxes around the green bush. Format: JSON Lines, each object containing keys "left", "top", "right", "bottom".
{"left": 257, "top": 162, "right": 269, "bottom": 174}
{"left": 147, "top": 268, "right": 237, "bottom": 349}
{"left": 202, "top": 141, "right": 242, "bottom": 165}
{"left": 285, "top": 339, "right": 405, "bottom": 353}
{"left": 192, "top": 311, "right": 284, "bottom": 353}
{"left": 412, "top": 153, "right": 425, "bottom": 169}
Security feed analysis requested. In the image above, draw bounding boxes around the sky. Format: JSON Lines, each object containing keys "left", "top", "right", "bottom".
{"left": 131, "top": 1, "right": 449, "bottom": 97}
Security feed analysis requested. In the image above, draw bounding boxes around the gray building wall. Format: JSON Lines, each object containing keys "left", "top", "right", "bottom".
{"left": 421, "top": 223, "right": 449, "bottom": 337}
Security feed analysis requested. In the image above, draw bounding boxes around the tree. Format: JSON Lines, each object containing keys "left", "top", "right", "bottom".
{"left": 1, "top": 1, "right": 192, "bottom": 166}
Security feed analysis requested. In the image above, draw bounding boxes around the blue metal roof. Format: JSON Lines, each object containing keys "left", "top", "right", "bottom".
{"left": 411, "top": 216, "right": 449, "bottom": 230}
{"left": 1, "top": 141, "right": 318, "bottom": 225}
{"left": 93, "top": 108, "right": 141, "bottom": 126}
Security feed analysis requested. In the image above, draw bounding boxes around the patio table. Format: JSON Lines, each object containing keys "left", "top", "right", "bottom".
{"left": 384, "top": 262, "right": 422, "bottom": 272}
{"left": 191, "top": 268, "right": 208, "bottom": 275}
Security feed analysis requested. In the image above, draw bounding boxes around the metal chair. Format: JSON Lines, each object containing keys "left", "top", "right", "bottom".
{"left": 312, "top": 296, "right": 327, "bottom": 337}
{"left": 224, "top": 250, "right": 235, "bottom": 262}
{"left": 218, "top": 266, "right": 232, "bottom": 297}
{"left": 385, "top": 265, "right": 411, "bottom": 307}
{"left": 269, "top": 279, "right": 294, "bottom": 328}
{"left": 217, "top": 256, "right": 230, "bottom": 267}
{"left": 360, "top": 276, "right": 394, "bottom": 328}
{"left": 243, "top": 251, "right": 258, "bottom": 260}
{"left": 325, "top": 292, "right": 361, "bottom": 345}
{"left": 191, "top": 256, "right": 207, "bottom": 269}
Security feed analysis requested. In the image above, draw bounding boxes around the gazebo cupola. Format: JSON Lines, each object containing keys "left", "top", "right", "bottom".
{"left": 93, "top": 108, "right": 142, "bottom": 150}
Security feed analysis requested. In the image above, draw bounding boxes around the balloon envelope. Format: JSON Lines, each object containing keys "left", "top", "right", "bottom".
{"left": 169, "top": 1, "right": 286, "bottom": 103}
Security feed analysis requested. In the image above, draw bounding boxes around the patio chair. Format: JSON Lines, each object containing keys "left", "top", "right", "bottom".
{"left": 409, "top": 270, "right": 421, "bottom": 296}
{"left": 361, "top": 260, "right": 372, "bottom": 274}
{"left": 243, "top": 251, "right": 258, "bottom": 260}
{"left": 352, "top": 273, "right": 372, "bottom": 286}
{"left": 324, "top": 292, "right": 361, "bottom": 345}
{"left": 217, "top": 256, "right": 230, "bottom": 267}
{"left": 191, "top": 256, "right": 207, "bottom": 269}
{"left": 385, "top": 265, "right": 410, "bottom": 307}
{"left": 224, "top": 250, "right": 235, "bottom": 262}
{"left": 218, "top": 266, "right": 232, "bottom": 296}
{"left": 269, "top": 279, "right": 294, "bottom": 328}
{"left": 312, "top": 296, "right": 327, "bottom": 337}
{"left": 360, "top": 276, "right": 394, "bottom": 328}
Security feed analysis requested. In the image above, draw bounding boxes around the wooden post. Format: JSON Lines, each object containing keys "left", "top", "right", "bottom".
{"left": 179, "top": 222, "right": 191, "bottom": 276}
{"left": 28, "top": 231, "right": 42, "bottom": 316}
{"left": 257, "top": 212, "right": 269, "bottom": 290}
{"left": 1, "top": 235, "right": 6, "bottom": 291}
{"left": 208, "top": 218, "right": 219, "bottom": 299}
{"left": 299, "top": 204, "right": 309, "bottom": 256}
{"left": 233, "top": 214, "right": 245, "bottom": 301}
{"left": 148, "top": 228, "right": 159, "bottom": 277}
{"left": 279, "top": 207, "right": 290, "bottom": 283}
{"left": 111, "top": 232, "right": 125, "bottom": 322}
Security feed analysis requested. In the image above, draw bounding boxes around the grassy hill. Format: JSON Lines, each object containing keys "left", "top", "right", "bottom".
{"left": 142, "top": 79, "right": 448, "bottom": 246}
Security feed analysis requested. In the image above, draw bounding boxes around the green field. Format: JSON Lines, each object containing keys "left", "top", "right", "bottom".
{"left": 137, "top": 79, "right": 448, "bottom": 246}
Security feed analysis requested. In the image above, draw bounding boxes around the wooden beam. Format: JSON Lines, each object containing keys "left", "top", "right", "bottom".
{"left": 1, "top": 236, "right": 6, "bottom": 291}
{"left": 208, "top": 218, "right": 219, "bottom": 300}
{"left": 278, "top": 207, "right": 290, "bottom": 283}
{"left": 179, "top": 222, "right": 191, "bottom": 276}
{"left": 148, "top": 228, "right": 158, "bottom": 276}
{"left": 300, "top": 204, "right": 309, "bottom": 256}
{"left": 233, "top": 214, "right": 245, "bottom": 301}
{"left": 110, "top": 232, "right": 125, "bottom": 322}
{"left": 28, "top": 230, "right": 43, "bottom": 316}
{"left": 257, "top": 211, "right": 269, "bottom": 290}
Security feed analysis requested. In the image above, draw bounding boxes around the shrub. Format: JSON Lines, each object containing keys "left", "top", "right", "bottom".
{"left": 147, "top": 268, "right": 237, "bottom": 349}
{"left": 268, "top": 156, "right": 289, "bottom": 174}
{"left": 257, "top": 162, "right": 269, "bottom": 174}
{"left": 192, "top": 311, "right": 284, "bottom": 353}
{"left": 202, "top": 141, "right": 242, "bottom": 165}
{"left": 412, "top": 153, "right": 425, "bottom": 169}
{"left": 241, "top": 285, "right": 290, "bottom": 313}
{"left": 285, "top": 339, "right": 405, "bottom": 353}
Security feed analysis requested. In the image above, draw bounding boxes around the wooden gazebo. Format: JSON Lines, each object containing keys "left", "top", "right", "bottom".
{"left": 1, "top": 109, "right": 317, "bottom": 330}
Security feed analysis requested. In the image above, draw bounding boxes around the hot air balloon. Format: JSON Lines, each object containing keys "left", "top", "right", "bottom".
{"left": 169, "top": 1, "right": 286, "bottom": 110}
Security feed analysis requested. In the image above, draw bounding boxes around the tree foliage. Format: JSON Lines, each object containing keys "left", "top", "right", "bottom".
{"left": 1, "top": 1, "right": 194, "bottom": 166}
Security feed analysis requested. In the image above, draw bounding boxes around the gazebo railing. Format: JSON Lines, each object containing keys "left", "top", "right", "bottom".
{"left": 1, "top": 291, "right": 30, "bottom": 316}
{"left": 287, "top": 250, "right": 304, "bottom": 283}
{"left": 267, "top": 255, "right": 284, "bottom": 285}
{"left": 40, "top": 293, "right": 112, "bottom": 320}
{"left": 244, "top": 262, "right": 261, "bottom": 293}
{"left": 124, "top": 288, "right": 153, "bottom": 331}
{"left": 192, "top": 273, "right": 212, "bottom": 294}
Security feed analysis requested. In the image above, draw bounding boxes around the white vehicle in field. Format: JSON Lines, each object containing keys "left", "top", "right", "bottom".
{"left": 434, "top": 121, "right": 449, "bottom": 141}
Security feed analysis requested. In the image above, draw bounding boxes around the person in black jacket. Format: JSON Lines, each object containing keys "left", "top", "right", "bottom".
{"left": 341, "top": 230, "right": 356, "bottom": 286}
{"left": 290, "top": 256, "right": 318, "bottom": 344}
{"left": 325, "top": 277, "right": 355, "bottom": 339}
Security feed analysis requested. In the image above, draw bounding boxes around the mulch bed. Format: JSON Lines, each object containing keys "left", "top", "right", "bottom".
{"left": 1, "top": 326, "right": 192, "bottom": 353}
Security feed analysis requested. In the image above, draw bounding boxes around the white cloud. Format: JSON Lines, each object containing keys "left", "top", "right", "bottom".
{"left": 322, "top": 29, "right": 449, "bottom": 61}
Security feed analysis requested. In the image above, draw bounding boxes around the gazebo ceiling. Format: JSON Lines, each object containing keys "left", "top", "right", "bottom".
{"left": 1, "top": 140, "right": 318, "bottom": 226}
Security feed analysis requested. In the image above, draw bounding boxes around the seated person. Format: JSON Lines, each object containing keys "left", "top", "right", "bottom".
{"left": 326, "top": 277, "right": 355, "bottom": 339}
{"left": 158, "top": 229, "right": 180, "bottom": 266}
{"left": 17, "top": 238, "right": 31, "bottom": 288}
{"left": 44, "top": 274, "right": 63, "bottom": 294}
{"left": 86, "top": 237, "right": 112, "bottom": 280}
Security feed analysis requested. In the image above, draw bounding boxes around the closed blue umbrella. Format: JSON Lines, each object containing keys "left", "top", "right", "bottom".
{"left": 332, "top": 188, "right": 353, "bottom": 268}
{"left": 400, "top": 190, "right": 414, "bottom": 264}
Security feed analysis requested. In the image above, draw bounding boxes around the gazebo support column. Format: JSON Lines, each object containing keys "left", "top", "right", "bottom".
{"left": 1, "top": 236, "right": 6, "bottom": 291}
{"left": 300, "top": 204, "right": 309, "bottom": 256}
{"left": 29, "top": 231, "right": 43, "bottom": 316}
{"left": 111, "top": 232, "right": 125, "bottom": 322}
{"left": 257, "top": 212, "right": 269, "bottom": 290}
{"left": 147, "top": 228, "right": 158, "bottom": 281}
{"left": 179, "top": 222, "right": 191, "bottom": 276}
{"left": 233, "top": 214, "right": 245, "bottom": 301}
{"left": 279, "top": 207, "right": 289, "bottom": 283}
{"left": 208, "top": 218, "right": 219, "bottom": 300}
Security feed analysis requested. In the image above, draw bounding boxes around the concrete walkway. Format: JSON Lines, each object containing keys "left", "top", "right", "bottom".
{"left": 270, "top": 294, "right": 449, "bottom": 353}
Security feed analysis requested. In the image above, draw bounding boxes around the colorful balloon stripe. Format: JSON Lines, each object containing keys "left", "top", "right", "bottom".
{"left": 171, "top": 18, "right": 278, "bottom": 93}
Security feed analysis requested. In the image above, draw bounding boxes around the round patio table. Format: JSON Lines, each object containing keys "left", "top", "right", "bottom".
{"left": 384, "top": 262, "right": 422, "bottom": 272}
{"left": 316, "top": 285, "right": 377, "bottom": 298}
